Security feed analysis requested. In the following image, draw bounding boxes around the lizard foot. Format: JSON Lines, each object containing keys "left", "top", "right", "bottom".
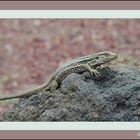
{"left": 90, "top": 69, "right": 101, "bottom": 78}
{"left": 83, "top": 64, "right": 101, "bottom": 78}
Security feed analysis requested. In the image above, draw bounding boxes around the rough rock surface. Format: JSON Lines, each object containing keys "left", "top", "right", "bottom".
{"left": 1, "top": 60, "right": 140, "bottom": 121}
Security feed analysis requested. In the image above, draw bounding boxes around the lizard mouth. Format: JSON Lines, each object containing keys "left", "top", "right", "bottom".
{"left": 106, "top": 55, "right": 118, "bottom": 63}
{"left": 97, "top": 52, "right": 118, "bottom": 65}
{"left": 110, "top": 53, "right": 118, "bottom": 60}
{"left": 104, "top": 51, "right": 118, "bottom": 61}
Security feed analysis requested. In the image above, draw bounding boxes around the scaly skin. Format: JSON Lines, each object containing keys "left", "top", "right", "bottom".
{"left": 0, "top": 51, "right": 117, "bottom": 101}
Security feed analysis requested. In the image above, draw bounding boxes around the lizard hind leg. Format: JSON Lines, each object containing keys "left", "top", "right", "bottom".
{"left": 50, "top": 80, "right": 59, "bottom": 92}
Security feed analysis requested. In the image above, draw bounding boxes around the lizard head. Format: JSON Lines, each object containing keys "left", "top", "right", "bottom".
{"left": 91, "top": 51, "right": 118, "bottom": 66}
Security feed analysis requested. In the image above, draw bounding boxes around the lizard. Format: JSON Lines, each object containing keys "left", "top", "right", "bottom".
{"left": 0, "top": 51, "right": 118, "bottom": 101}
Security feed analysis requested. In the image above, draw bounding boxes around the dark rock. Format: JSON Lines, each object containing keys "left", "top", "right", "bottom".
{"left": 1, "top": 63, "right": 140, "bottom": 121}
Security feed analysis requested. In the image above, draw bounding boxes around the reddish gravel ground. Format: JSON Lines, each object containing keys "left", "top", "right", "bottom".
{"left": 0, "top": 19, "right": 140, "bottom": 116}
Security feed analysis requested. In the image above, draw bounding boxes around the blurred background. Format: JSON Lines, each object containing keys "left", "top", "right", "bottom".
{"left": 0, "top": 19, "right": 140, "bottom": 116}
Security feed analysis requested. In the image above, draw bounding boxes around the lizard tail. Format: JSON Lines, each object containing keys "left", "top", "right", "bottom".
{"left": 0, "top": 95, "right": 20, "bottom": 101}
{"left": 0, "top": 83, "right": 51, "bottom": 101}
{"left": 0, "top": 90, "right": 37, "bottom": 101}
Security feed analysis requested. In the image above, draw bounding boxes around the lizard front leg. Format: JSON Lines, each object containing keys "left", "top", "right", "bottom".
{"left": 83, "top": 64, "right": 101, "bottom": 78}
